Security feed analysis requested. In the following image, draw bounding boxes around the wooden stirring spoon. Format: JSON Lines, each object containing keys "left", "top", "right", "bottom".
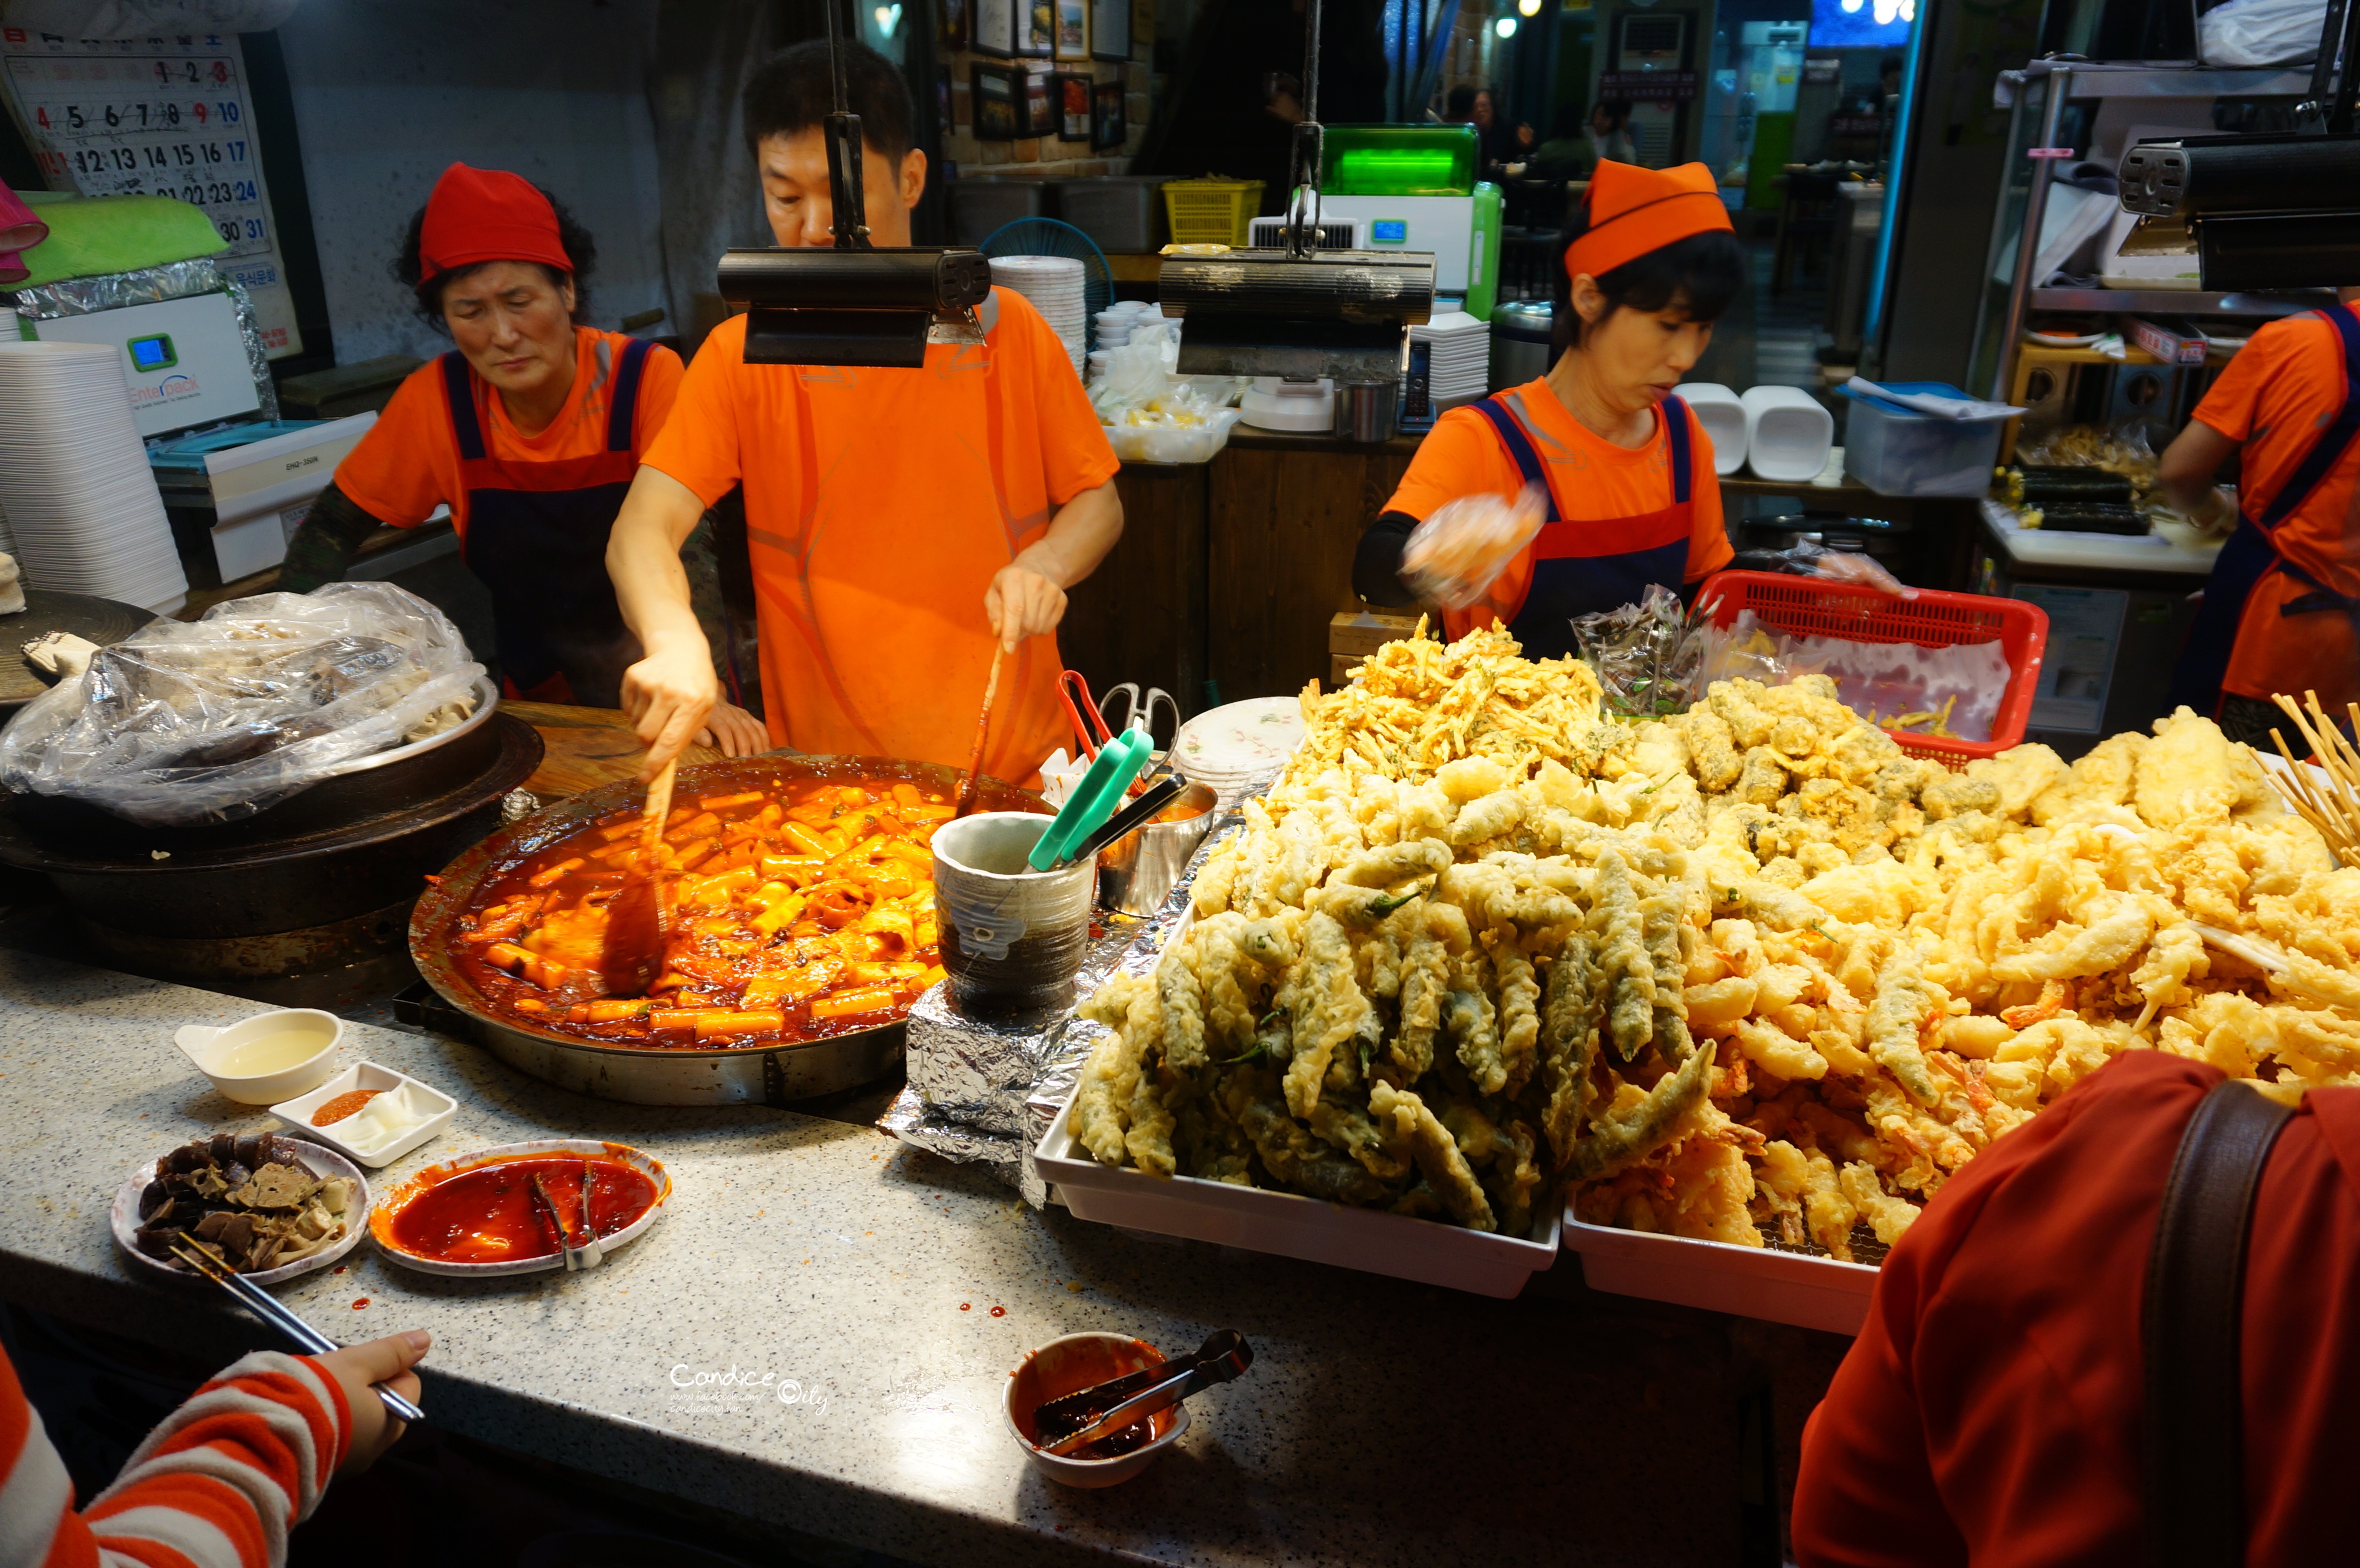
{"left": 599, "top": 757, "right": 677, "bottom": 996}
{"left": 953, "top": 644, "right": 1006, "bottom": 818}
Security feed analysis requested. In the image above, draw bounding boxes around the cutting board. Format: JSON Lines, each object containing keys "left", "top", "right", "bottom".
{"left": 502, "top": 701, "right": 728, "bottom": 800}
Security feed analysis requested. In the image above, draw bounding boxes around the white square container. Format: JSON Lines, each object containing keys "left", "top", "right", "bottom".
{"left": 1561, "top": 1210, "right": 1877, "bottom": 1335}
{"left": 1742, "top": 383, "right": 1837, "bottom": 483}
{"left": 1678, "top": 382, "right": 1749, "bottom": 475}
{"left": 1036, "top": 1099, "right": 1561, "bottom": 1298}
{"left": 271, "top": 1063, "right": 458, "bottom": 1168}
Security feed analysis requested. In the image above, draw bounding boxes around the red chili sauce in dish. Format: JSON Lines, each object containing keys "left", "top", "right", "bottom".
{"left": 448, "top": 776, "right": 958, "bottom": 1050}
{"left": 386, "top": 1155, "right": 657, "bottom": 1265}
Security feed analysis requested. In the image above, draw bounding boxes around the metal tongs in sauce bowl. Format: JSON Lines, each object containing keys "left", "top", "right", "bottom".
{"left": 1033, "top": 1329, "right": 1254, "bottom": 1457}
{"left": 531, "top": 1165, "right": 604, "bottom": 1271}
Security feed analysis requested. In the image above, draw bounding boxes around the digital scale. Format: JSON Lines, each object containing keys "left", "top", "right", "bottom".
{"left": 26, "top": 291, "right": 260, "bottom": 438}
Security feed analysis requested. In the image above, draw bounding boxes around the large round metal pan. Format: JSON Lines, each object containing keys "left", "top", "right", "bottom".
{"left": 410, "top": 753, "right": 1048, "bottom": 1107}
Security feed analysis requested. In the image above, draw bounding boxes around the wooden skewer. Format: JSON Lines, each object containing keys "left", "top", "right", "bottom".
{"left": 2268, "top": 692, "right": 2360, "bottom": 864}
{"left": 954, "top": 645, "right": 1006, "bottom": 819}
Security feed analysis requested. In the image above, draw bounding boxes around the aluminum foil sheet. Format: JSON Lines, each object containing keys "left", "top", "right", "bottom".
{"left": 12, "top": 257, "right": 280, "bottom": 421}
{"left": 888, "top": 810, "right": 1249, "bottom": 1206}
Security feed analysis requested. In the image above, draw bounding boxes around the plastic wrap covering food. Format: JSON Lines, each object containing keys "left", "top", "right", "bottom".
{"left": 1571, "top": 584, "right": 1709, "bottom": 718}
{"left": 10, "top": 257, "right": 279, "bottom": 422}
{"left": 1699, "top": 609, "right": 2011, "bottom": 742}
{"left": 0, "top": 582, "right": 484, "bottom": 828}
{"left": 1399, "top": 485, "right": 1548, "bottom": 610}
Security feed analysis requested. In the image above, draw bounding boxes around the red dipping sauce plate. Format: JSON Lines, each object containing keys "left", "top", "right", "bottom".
{"left": 368, "top": 1139, "right": 672, "bottom": 1276}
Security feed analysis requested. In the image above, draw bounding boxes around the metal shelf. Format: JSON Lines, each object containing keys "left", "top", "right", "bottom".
{"left": 2029, "top": 287, "right": 2332, "bottom": 317}
{"left": 2017, "top": 60, "right": 2313, "bottom": 98}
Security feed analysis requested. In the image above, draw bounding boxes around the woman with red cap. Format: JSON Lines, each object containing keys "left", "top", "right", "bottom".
{"left": 1353, "top": 160, "right": 1745, "bottom": 655}
{"left": 283, "top": 163, "right": 765, "bottom": 753}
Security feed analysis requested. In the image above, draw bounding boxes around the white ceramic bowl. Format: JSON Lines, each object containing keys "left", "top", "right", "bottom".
{"left": 1003, "top": 1332, "right": 1191, "bottom": 1489}
{"left": 368, "top": 1139, "right": 671, "bottom": 1277}
{"left": 174, "top": 1009, "right": 343, "bottom": 1105}
{"left": 271, "top": 1063, "right": 459, "bottom": 1169}
{"left": 112, "top": 1139, "right": 369, "bottom": 1288}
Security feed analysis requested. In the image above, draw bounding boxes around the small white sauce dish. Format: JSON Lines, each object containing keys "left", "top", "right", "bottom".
{"left": 1003, "top": 1332, "right": 1191, "bottom": 1489}
{"left": 174, "top": 1009, "right": 343, "bottom": 1105}
{"left": 270, "top": 1063, "right": 458, "bottom": 1169}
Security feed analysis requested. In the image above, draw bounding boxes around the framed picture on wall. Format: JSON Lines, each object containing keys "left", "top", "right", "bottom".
{"left": 1090, "top": 0, "right": 1129, "bottom": 61}
{"left": 939, "top": 0, "right": 969, "bottom": 51}
{"left": 1091, "top": 77, "right": 1126, "bottom": 149}
{"left": 1016, "top": 0, "right": 1054, "bottom": 57}
{"left": 1053, "top": 0, "right": 1089, "bottom": 61}
{"left": 1051, "top": 72, "right": 1092, "bottom": 141}
{"left": 971, "top": 62, "right": 1020, "bottom": 139}
{"left": 1022, "top": 70, "right": 1057, "bottom": 137}
{"left": 972, "top": 0, "right": 1014, "bottom": 55}
{"left": 936, "top": 66, "right": 955, "bottom": 136}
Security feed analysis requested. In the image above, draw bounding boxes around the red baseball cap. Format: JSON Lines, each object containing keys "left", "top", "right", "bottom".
{"left": 417, "top": 163, "right": 570, "bottom": 286}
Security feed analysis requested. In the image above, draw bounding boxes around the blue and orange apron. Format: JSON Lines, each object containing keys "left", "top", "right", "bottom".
{"left": 2169, "top": 305, "right": 2360, "bottom": 717}
{"left": 1442, "top": 391, "right": 1698, "bottom": 660}
{"left": 440, "top": 337, "right": 652, "bottom": 707}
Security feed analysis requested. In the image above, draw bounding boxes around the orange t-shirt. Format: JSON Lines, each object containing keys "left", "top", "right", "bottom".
{"left": 639, "top": 287, "right": 1118, "bottom": 781}
{"left": 1384, "top": 379, "right": 1732, "bottom": 580}
{"left": 2192, "top": 306, "right": 2360, "bottom": 707}
{"left": 333, "top": 327, "right": 684, "bottom": 536}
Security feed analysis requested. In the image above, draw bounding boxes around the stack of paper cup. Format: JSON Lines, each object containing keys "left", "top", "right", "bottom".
{"left": 989, "top": 255, "right": 1088, "bottom": 380}
{"left": 0, "top": 341, "right": 189, "bottom": 615}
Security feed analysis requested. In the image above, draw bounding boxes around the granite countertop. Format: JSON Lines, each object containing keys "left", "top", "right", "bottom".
{"left": 0, "top": 950, "right": 1773, "bottom": 1568}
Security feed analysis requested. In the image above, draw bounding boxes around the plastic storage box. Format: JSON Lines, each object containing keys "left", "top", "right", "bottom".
{"left": 1161, "top": 178, "right": 1264, "bottom": 245}
{"left": 1057, "top": 175, "right": 1167, "bottom": 251}
{"left": 1839, "top": 379, "right": 2014, "bottom": 496}
{"left": 1678, "top": 382, "right": 1748, "bottom": 475}
{"left": 949, "top": 179, "right": 1049, "bottom": 245}
{"left": 1742, "top": 383, "right": 1835, "bottom": 483}
{"left": 1693, "top": 568, "right": 2050, "bottom": 764}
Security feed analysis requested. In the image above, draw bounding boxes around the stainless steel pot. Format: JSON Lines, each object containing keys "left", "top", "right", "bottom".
{"left": 409, "top": 754, "right": 1047, "bottom": 1107}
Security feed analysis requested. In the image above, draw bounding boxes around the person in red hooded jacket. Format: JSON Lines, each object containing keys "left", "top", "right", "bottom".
{"left": 1790, "top": 1050, "right": 2360, "bottom": 1566}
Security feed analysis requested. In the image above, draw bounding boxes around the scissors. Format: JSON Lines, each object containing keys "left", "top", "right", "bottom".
{"left": 1099, "top": 683, "right": 1180, "bottom": 750}
{"left": 1058, "top": 670, "right": 1116, "bottom": 760}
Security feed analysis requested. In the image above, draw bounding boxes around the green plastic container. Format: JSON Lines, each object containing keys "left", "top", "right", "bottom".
{"left": 1322, "top": 124, "right": 1478, "bottom": 197}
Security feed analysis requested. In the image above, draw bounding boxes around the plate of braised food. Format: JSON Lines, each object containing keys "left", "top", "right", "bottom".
{"left": 114, "top": 1133, "right": 368, "bottom": 1286}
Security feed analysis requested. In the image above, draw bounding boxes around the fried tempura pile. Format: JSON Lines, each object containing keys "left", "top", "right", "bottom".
{"left": 1068, "top": 625, "right": 2357, "bottom": 1259}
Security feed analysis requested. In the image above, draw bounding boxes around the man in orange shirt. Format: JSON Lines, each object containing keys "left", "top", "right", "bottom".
{"left": 2161, "top": 288, "right": 2360, "bottom": 745}
{"left": 607, "top": 41, "right": 1122, "bottom": 781}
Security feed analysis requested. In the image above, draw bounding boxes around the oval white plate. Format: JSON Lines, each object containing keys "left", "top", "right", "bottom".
{"left": 113, "top": 1139, "right": 370, "bottom": 1288}
{"left": 368, "top": 1139, "right": 672, "bottom": 1277}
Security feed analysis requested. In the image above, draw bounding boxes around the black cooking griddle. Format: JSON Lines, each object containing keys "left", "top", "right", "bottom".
{"left": 0, "top": 589, "right": 157, "bottom": 713}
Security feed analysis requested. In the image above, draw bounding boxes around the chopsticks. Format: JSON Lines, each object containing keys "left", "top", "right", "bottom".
{"left": 955, "top": 645, "right": 1007, "bottom": 818}
{"left": 2268, "top": 691, "right": 2360, "bottom": 864}
{"left": 166, "top": 1236, "right": 424, "bottom": 1424}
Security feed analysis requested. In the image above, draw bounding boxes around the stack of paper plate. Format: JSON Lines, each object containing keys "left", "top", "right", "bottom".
{"left": 1169, "top": 696, "right": 1307, "bottom": 811}
{"left": 0, "top": 342, "right": 188, "bottom": 615}
{"left": 989, "top": 255, "right": 1088, "bottom": 380}
{"left": 1412, "top": 310, "right": 1491, "bottom": 411}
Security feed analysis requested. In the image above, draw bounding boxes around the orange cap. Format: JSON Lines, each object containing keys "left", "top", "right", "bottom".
{"left": 1566, "top": 160, "right": 1733, "bottom": 282}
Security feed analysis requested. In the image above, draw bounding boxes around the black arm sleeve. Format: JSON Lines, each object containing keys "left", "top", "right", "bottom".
{"left": 1352, "top": 510, "right": 1422, "bottom": 608}
{"left": 278, "top": 482, "right": 389, "bottom": 594}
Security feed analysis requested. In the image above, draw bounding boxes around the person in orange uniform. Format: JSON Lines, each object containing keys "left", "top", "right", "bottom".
{"left": 606, "top": 41, "right": 1122, "bottom": 780}
{"left": 282, "top": 163, "right": 766, "bottom": 753}
{"left": 1791, "top": 1051, "right": 2360, "bottom": 1564}
{"left": 2160, "top": 286, "right": 2360, "bottom": 746}
{"left": 1352, "top": 161, "right": 1744, "bottom": 653}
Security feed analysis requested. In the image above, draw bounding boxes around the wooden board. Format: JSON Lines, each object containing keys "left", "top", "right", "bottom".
{"left": 502, "top": 700, "right": 721, "bottom": 800}
{"left": 1057, "top": 462, "right": 1210, "bottom": 733}
{"left": 1330, "top": 610, "right": 1422, "bottom": 658}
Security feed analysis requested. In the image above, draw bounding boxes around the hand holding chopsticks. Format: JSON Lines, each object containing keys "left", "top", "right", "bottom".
{"left": 167, "top": 1235, "right": 426, "bottom": 1425}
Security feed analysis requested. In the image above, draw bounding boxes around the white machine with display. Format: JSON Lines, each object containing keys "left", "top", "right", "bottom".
{"left": 1302, "top": 196, "right": 1480, "bottom": 297}
{"left": 28, "top": 291, "right": 261, "bottom": 439}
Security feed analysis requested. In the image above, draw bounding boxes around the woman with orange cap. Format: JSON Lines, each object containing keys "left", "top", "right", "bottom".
{"left": 282, "top": 162, "right": 766, "bottom": 753}
{"left": 1353, "top": 161, "right": 1745, "bottom": 655}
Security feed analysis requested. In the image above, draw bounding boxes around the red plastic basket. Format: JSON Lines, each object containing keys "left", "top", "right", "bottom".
{"left": 1691, "top": 571, "right": 2049, "bottom": 766}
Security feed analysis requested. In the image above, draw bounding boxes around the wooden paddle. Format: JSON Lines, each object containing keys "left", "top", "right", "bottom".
{"left": 953, "top": 645, "right": 1006, "bottom": 818}
{"left": 598, "top": 758, "right": 677, "bottom": 996}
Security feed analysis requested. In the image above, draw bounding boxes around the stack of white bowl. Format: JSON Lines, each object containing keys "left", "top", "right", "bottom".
{"left": 0, "top": 341, "right": 188, "bottom": 614}
{"left": 1094, "top": 298, "right": 1165, "bottom": 348}
{"left": 1411, "top": 310, "right": 1491, "bottom": 411}
{"left": 989, "top": 255, "right": 1088, "bottom": 379}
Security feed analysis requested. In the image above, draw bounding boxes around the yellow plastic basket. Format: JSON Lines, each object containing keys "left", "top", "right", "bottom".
{"left": 1161, "top": 178, "right": 1265, "bottom": 246}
